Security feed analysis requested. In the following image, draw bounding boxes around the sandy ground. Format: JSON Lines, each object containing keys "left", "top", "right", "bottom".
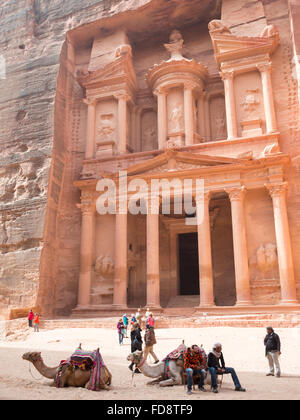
{"left": 0, "top": 326, "right": 300, "bottom": 400}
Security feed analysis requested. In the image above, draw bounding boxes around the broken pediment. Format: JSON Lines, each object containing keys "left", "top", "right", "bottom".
{"left": 208, "top": 20, "right": 279, "bottom": 67}
{"left": 77, "top": 44, "right": 138, "bottom": 99}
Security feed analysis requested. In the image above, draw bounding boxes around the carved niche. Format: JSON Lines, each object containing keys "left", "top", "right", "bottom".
{"left": 209, "top": 95, "right": 227, "bottom": 140}
{"left": 141, "top": 110, "right": 158, "bottom": 151}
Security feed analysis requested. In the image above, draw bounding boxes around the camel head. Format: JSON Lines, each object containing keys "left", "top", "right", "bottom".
{"left": 127, "top": 350, "right": 143, "bottom": 364}
{"left": 22, "top": 352, "right": 42, "bottom": 363}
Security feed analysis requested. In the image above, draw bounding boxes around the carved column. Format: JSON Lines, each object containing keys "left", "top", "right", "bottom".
{"left": 266, "top": 183, "right": 298, "bottom": 304}
{"left": 77, "top": 196, "right": 95, "bottom": 307}
{"left": 227, "top": 187, "right": 252, "bottom": 306}
{"left": 257, "top": 63, "right": 277, "bottom": 134}
{"left": 197, "top": 92, "right": 206, "bottom": 140}
{"left": 113, "top": 198, "right": 128, "bottom": 308}
{"left": 196, "top": 192, "right": 215, "bottom": 307}
{"left": 184, "top": 82, "right": 195, "bottom": 146}
{"left": 83, "top": 98, "right": 97, "bottom": 159}
{"left": 146, "top": 195, "right": 161, "bottom": 308}
{"left": 116, "top": 94, "right": 130, "bottom": 154}
{"left": 154, "top": 87, "right": 167, "bottom": 149}
{"left": 221, "top": 71, "right": 238, "bottom": 140}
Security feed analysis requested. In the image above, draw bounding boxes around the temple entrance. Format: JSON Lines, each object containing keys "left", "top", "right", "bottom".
{"left": 178, "top": 232, "right": 200, "bottom": 295}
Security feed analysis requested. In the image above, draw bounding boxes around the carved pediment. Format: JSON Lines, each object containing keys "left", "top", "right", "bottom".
{"left": 208, "top": 21, "right": 279, "bottom": 67}
{"left": 125, "top": 150, "right": 244, "bottom": 177}
{"left": 77, "top": 46, "right": 138, "bottom": 97}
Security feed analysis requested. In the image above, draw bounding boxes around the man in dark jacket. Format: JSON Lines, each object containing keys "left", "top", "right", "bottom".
{"left": 144, "top": 326, "right": 159, "bottom": 364}
{"left": 264, "top": 327, "right": 281, "bottom": 377}
{"left": 207, "top": 343, "right": 246, "bottom": 394}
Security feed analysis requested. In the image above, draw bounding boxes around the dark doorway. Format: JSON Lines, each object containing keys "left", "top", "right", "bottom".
{"left": 178, "top": 232, "right": 199, "bottom": 295}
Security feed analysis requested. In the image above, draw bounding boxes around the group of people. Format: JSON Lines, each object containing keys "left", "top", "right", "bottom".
{"left": 183, "top": 343, "right": 246, "bottom": 394}
{"left": 27, "top": 310, "right": 40, "bottom": 332}
{"left": 116, "top": 309, "right": 159, "bottom": 374}
{"left": 183, "top": 327, "right": 281, "bottom": 395}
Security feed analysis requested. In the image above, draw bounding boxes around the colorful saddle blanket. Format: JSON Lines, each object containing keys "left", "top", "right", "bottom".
{"left": 55, "top": 348, "right": 105, "bottom": 391}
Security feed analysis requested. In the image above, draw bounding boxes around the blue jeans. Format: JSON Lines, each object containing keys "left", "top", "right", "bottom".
{"left": 209, "top": 367, "right": 241, "bottom": 389}
{"left": 118, "top": 332, "right": 123, "bottom": 345}
{"left": 186, "top": 368, "right": 206, "bottom": 391}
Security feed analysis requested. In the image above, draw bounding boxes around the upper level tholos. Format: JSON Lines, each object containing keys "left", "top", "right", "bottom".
{"left": 75, "top": 19, "right": 281, "bottom": 171}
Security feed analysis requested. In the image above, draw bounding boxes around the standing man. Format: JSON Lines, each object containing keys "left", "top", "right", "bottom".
{"left": 264, "top": 327, "right": 281, "bottom": 378}
{"left": 144, "top": 325, "right": 159, "bottom": 364}
{"left": 184, "top": 345, "right": 207, "bottom": 395}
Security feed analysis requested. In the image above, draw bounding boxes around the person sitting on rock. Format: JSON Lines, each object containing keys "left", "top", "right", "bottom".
{"left": 184, "top": 344, "right": 207, "bottom": 395}
{"left": 207, "top": 342, "right": 246, "bottom": 394}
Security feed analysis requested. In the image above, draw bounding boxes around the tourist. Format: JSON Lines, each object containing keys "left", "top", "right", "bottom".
{"left": 130, "top": 313, "right": 137, "bottom": 325}
{"left": 136, "top": 308, "right": 142, "bottom": 325}
{"left": 117, "top": 318, "right": 124, "bottom": 345}
{"left": 27, "top": 310, "right": 34, "bottom": 328}
{"left": 264, "top": 327, "right": 281, "bottom": 377}
{"left": 122, "top": 314, "right": 128, "bottom": 338}
{"left": 207, "top": 343, "right": 246, "bottom": 394}
{"left": 129, "top": 322, "right": 143, "bottom": 374}
{"left": 33, "top": 313, "right": 40, "bottom": 332}
{"left": 146, "top": 312, "right": 155, "bottom": 328}
{"left": 184, "top": 344, "right": 207, "bottom": 395}
{"left": 144, "top": 325, "right": 159, "bottom": 364}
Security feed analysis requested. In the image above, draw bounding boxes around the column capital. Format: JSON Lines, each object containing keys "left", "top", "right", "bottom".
{"left": 153, "top": 86, "right": 168, "bottom": 96}
{"left": 183, "top": 81, "right": 197, "bottom": 91}
{"left": 226, "top": 186, "right": 246, "bottom": 202}
{"left": 220, "top": 70, "right": 235, "bottom": 81}
{"left": 196, "top": 191, "right": 212, "bottom": 204}
{"left": 77, "top": 200, "right": 95, "bottom": 215}
{"left": 257, "top": 62, "right": 272, "bottom": 74}
{"left": 83, "top": 97, "right": 97, "bottom": 106}
{"left": 265, "top": 182, "right": 287, "bottom": 198}
{"left": 114, "top": 93, "right": 132, "bottom": 102}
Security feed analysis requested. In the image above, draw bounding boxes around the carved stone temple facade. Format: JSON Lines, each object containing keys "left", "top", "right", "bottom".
{"left": 1, "top": 0, "right": 300, "bottom": 319}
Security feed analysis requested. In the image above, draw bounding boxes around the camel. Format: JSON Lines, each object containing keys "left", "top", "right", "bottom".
{"left": 22, "top": 348, "right": 112, "bottom": 390}
{"left": 127, "top": 350, "right": 221, "bottom": 388}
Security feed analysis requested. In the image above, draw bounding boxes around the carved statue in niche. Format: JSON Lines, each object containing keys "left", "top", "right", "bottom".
{"left": 169, "top": 103, "right": 184, "bottom": 133}
{"left": 210, "top": 96, "right": 226, "bottom": 140}
{"left": 141, "top": 110, "right": 158, "bottom": 151}
{"left": 97, "top": 114, "right": 116, "bottom": 141}
{"left": 94, "top": 255, "right": 114, "bottom": 278}
{"left": 215, "top": 109, "right": 226, "bottom": 139}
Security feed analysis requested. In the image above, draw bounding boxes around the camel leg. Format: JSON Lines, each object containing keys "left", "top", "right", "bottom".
{"left": 146, "top": 377, "right": 163, "bottom": 385}
{"left": 159, "top": 378, "right": 177, "bottom": 387}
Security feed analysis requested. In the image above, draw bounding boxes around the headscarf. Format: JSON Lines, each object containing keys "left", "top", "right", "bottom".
{"left": 212, "top": 342, "right": 222, "bottom": 358}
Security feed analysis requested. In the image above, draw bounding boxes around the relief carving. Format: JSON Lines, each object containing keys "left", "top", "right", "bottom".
{"left": 241, "top": 90, "right": 260, "bottom": 119}
{"left": 97, "top": 113, "right": 116, "bottom": 141}
{"left": 95, "top": 255, "right": 115, "bottom": 278}
{"left": 250, "top": 243, "right": 279, "bottom": 281}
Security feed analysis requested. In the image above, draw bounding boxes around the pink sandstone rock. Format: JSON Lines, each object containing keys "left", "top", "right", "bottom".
{"left": 0, "top": 0, "right": 300, "bottom": 320}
